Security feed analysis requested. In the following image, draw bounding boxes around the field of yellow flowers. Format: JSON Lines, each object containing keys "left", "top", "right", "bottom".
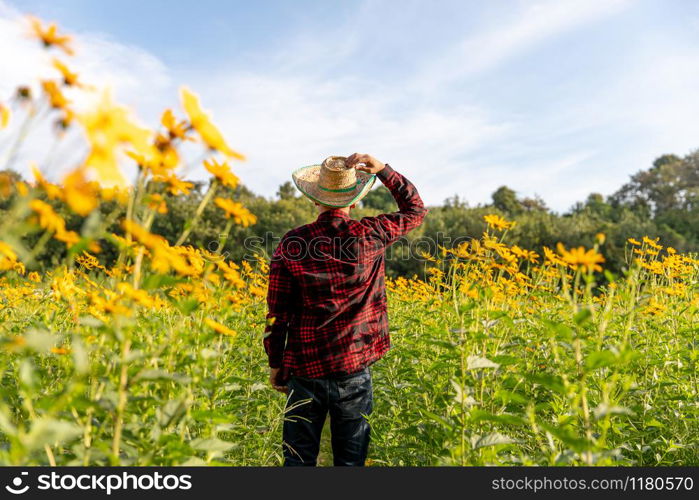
{"left": 0, "top": 17, "right": 697, "bottom": 466}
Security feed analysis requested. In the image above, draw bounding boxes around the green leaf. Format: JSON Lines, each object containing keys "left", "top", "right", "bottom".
{"left": 458, "top": 301, "right": 477, "bottom": 315}
{"left": 142, "top": 274, "right": 183, "bottom": 290}
{"left": 179, "top": 457, "right": 208, "bottom": 466}
{"left": 0, "top": 406, "right": 18, "bottom": 437}
{"left": 174, "top": 298, "right": 199, "bottom": 315}
{"left": 573, "top": 308, "right": 592, "bottom": 326}
{"left": 542, "top": 320, "right": 574, "bottom": 341}
{"left": 491, "top": 354, "right": 519, "bottom": 366}
{"left": 494, "top": 389, "right": 529, "bottom": 405}
{"left": 421, "top": 410, "right": 455, "bottom": 429}
{"left": 24, "top": 329, "right": 54, "bottom": 353}
{"left": 539, "top": 422, "right": 592, "bottom": 452}
{"left": 593, "top": 403, "right": 634, "bottom": 419}
{"left": 467, "top": 355, "right": 499, "bottom": 370}
{"left": 135, "top": 369, "right": 191, "bottom": 384}
{"left": 585, "top": 350, "right": 618, "bottom": 371}
{"left": 525, "top": 373, "right": 566, "bottom": 394}
{"left": 643, "top": 418, "right": 665, "bottom": 428}
{"left": 603, "top": 270, "right": 616, "bottom": 283}
{"left": 470, "top": 432, "right": 517, "bottom": 449}
{"left": 470, "top": 409, "right": 527, "bottom": 426}
{"left": 190, "top": 438, "right": 237, "bottom": 452}
{"left": 19, "top": 359, "right": 38, "bottom": 391}
{"left": 158, "top": 399, "right": 189, "bottom": 428}
{"left": 72, "top": 336, "right": 89, "bottom": 375}
{"left": 78, "top": 316, "right": 104, "bottom": 328}
{"left": 24, "top": 418, "right": 81, "bottom": 451}
{"left": 451, "top": 380, "right": 477, "bottom": 406}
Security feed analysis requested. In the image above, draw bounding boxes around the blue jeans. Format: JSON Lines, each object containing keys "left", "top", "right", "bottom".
{"left": 283, "top": 368, "right": 373, "bottom": 466}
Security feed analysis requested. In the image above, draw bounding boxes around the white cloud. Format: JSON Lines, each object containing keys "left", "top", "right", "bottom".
{"left": 187, "top": 72, "right": 510, "bottom": 202}
{"left": 0, "top": 0, "right": 172, "bottom": 180}
{"left": 414, "top": 0, "right": 631, "bottom": 91}
{"left": 181, "top": 0, "right": 638, "bottom": 209}
{"left": 2, "top": 0, "right": 696, "bottom": 214}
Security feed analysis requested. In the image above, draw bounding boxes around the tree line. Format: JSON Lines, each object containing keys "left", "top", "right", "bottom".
{"left": 4, "top": 150, "right": 698, "bottom": 278}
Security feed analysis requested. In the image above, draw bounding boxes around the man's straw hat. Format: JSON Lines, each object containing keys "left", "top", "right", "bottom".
{"left": 292, "top": 155, "right": 376, "bottom": 208}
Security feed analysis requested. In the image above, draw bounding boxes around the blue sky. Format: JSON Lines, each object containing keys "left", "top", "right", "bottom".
{"left": 2, "top": 0, "right": 699, "bottom": 211}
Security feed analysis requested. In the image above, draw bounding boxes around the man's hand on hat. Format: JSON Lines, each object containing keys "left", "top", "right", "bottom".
{"left": 347, "top": 153, "right": 385, "bottom": 174}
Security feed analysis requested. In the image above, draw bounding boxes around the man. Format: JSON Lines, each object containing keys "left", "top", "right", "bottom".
{"left": 263, "top": 153, "right": 426, "bottom": 466}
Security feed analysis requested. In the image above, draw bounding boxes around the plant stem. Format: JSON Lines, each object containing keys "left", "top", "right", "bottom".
{"left": 24, "top": 230, "right": 53, "bottom": 269}
{"left": 215, "top": 218, "right": 235, "bottom": 256}
{"left": 175, "top": 180, "right": 218, "bottom": 246}
{"left": 111, "top": 333, "right": 131, "bottom": 465}
{"left": 132, "top": 209, "right": 156, "bottom": 289}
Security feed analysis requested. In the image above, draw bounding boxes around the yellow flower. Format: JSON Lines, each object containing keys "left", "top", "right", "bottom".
{"left": 204, "top": 158, "right": 239, "bottom": 188}
{"left": 122, "top": 220, "right": 196, "bottom": 276}
{"left": 126, "top": 148, "right": 178, "bottom": 176}
{"left": 217, "top": 260, "right": 246, "bottom": 287}
{"left": 89, "top": 291, "right": 131, "bottom": 317}
{"left": 52, "top": 59, "right": 81, "bottom": 86}
{"left": 0, "top": 241, "right": 18, "bottom": 261}
{"left": 62, "top": 168, "right": 99, "bottom": 215}
{"left": 642, "top": 236, "right": 662, "bottom": 250}
{"left": 146, "top": 193, "right": 168, "bottom": 214}
{"left": 55, "top": 229, "right": 80, "bottom": 248}
{"left": 117, "top": 282, "right": 160, "bottom": 309}
{"left": 180, "top": 87, "right": 245, "bottom": 160}
{"left": 0, "top": 173, "right": 14, "bottom": 198}
{"left": 78, "top": 92, "right": 153, "bottom": 186}
{"left": 556, "top": 242, "right": 605, "bottom": 272}
{"left": 76, "top": 252, "right": 101, "bottom": 270}
{"left": 161, "top": 109, "right": 190, "bottom": 141}
{"left": 543, "top": 247, "right": 561, "bottom": 265}
{"left": 30, "top": 199, "right": 66, "bottom": 233}
{"left": 642, "top": 297, "right": 666, "bottom": 316}
{"left": 32, "top": 165, "right": 63, "bottom": 200}
{"left": 0, "top": 102, "right": 9, "bottom": 128}
{"left": 510, "top": 245, "right": 539, "bottom": 263}
{"left": 627, "top": 238, "right": 641, "bottom": 246}
{"left": 101, "top": 186, "right": 130, "bottom": 205}
{"left": 204, "top": 318, "right": 237, "bottom": 337}
{"left": 595, "top": 232, "right": 606, "bottom": 245}
{"left": 214, "top": 198, "right": 257, "bottom": 227}
{"left": 484, "top": 214, "right": 515, "bottom": 231}
{"left": 28, "top": 272, "right": 41, "bottom": 282}
{"left": 55, "top": 108, "right": 75, "bottom": 132}
{"left": 29, "top": 17, "right": 74, "bottom": 55}
{"left": 16, "top": 181, "right": 29, "bottom": 197}
{"left": 50, "top": 347, "right": 70, "bottom": 355}
{"left": 123, "top": 220, "right": 167, "bottom": 249}
{"left": 157, "top": 174, "right": 193, "bottom": 196}
{"left": 41, "top": 80, "right": 70, "bottom": 109}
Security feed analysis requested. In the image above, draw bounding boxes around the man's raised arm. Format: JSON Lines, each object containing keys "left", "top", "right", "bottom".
{"left": 346, "top": 153, "right": 427, "bottom": 245}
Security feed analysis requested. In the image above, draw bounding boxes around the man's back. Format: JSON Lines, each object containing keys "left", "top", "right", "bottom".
{"left": 264, "top": 163, "right": 427, "bottom": 380}
{"left": 263, "top": 154, "right": 426, "bottom": 466}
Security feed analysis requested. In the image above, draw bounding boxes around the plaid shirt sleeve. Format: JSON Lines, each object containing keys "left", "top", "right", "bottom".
{"left": 263, "top": 241, "right": 295, "bottom": 368}
{"left": 360, "top": 164, "right": 428, "bottom": 244}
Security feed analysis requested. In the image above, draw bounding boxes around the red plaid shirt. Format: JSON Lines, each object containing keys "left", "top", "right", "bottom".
{"left": 263, "top": 164, "right": 426, "bottom": 379}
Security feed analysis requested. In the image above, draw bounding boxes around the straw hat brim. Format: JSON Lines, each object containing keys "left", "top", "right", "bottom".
{"left": 292, "top": 164, "right": 376, "bottom": 208}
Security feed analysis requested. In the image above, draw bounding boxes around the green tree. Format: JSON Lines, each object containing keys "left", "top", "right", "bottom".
{"left": 491, "top": 186, "right": 523, "bottom": 215}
